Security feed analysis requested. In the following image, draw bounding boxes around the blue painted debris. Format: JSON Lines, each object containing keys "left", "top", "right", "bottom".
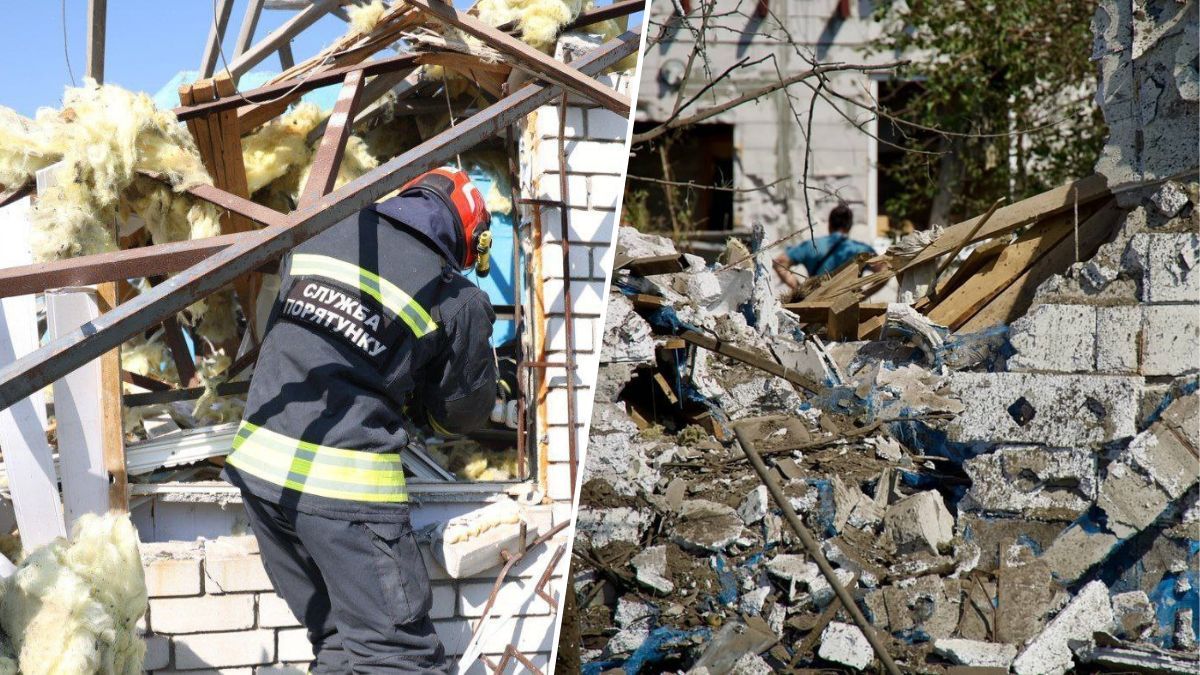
{"left": 582, "top": 627, "right": 711, "bottom": 675}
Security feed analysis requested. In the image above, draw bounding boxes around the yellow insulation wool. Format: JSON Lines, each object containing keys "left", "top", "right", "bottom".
{"left": 241, "top": 103, "right": 324, "bottom": 195}
{"left": 0, "top": 513, "right": 147, "bottom": 675}
{"left": 292, "top": 135, "right": 379, "bottom": 201}
{"left": 0, "top": 80, "right": 219, "bottom": 262}
{"left": 348, "top": 0, "right": 388, "bottom": 35}
{"left": 475, "top": 0, "right": 584, "bottom": 51}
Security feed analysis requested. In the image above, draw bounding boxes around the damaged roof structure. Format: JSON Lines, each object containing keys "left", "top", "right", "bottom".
{"left": 565, "top": 0, "right": 1199, "bottom": 672}
{"left": 0, "top": 0, "right": 642, "bottom": 671}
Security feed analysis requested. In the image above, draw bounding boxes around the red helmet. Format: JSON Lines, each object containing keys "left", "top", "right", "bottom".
{"left": 400, "top": 167, "right": 490, "bottom": 269}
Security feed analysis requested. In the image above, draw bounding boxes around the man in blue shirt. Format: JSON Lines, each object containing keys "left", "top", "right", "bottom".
{"left": 773, "top": 203, "right": 877, "bottom": 291}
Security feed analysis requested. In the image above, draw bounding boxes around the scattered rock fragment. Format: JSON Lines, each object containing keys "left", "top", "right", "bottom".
{"left": 882, "top": 490, "right": 955, "bottom": 555}
{"left": 1111, "top": 590, "right": 1155, "bottom": 640}
{"left": 672, "top": 500, "right": 744, "bottom": 553}
{"left": 630, "top": 545, "right": 675, "bottom": 594}
{"left": 737, "top": 485, "right": 769, "bottom": 525}
{"left": 1012, "top": 580, "right": 1114, "bottom": 675}
{"left": 933, "top": 638, "right": 1017, "bottom": 668}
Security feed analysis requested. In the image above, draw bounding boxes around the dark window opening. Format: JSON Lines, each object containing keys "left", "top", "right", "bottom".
{"left": 876, "top": 80, "right": 938, "bottom": 235}
{"left": 624, "top": 122, "right": 735, "bottom": 237}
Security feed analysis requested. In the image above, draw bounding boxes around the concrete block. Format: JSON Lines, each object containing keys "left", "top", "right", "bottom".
{"left": 882, "top": 491, "right": 954, "bottom": 555}
{"left": 535, "top": 105, "right": 586, "bottom": 138}
{"left": 256, "top": 666, "right": 308, "bottom": 674}
{"left": 1095, "top": 306, "right": 1141, "bottom": 372}
{"left": 547, "top": 317, "right": 595, "bottom": 353}
{"left": 460, "top": 578, "right": 552, "bottom": 617}
{"left": 145, "top": 556, "right": 203, "bottom": 598}
{"left": 149, "top": 594, "right": 256, "bottom": 634}
{"left": 1013, "top": 581, "right": 1114, "bottom": 675}
{"left": 1126, "top": 422, "right": 1199, "bottom": 499}
{"left": 1039, "top": 520, "right": 1122, "bottom": 583}
{"left": 1008, "top": 305, "right": 1097, "bottom": 372}
{"left": 818, "top": 622, "right": 873, "bottom": 671}
{"left": 575, "top": 506, "right": 653, "bottom": 549}
{"left": 538, "top": 139, "right": 627, "bottom": 175}
{"left": 173, "top": 630, "right": 276, "bottom": 669}
{"left": 1129, "top": 232, "right": 1200, "bottom": 302}
{"left": 434, "top": 500, "right": 534, "bottom": 578}
{"left": 670, "top": 499, "right": 744, "bottom": 553}
{"left": 589, "top": 174, "right": 628, "bottom": 209}
{"left": 961, "top": 446, "right": 1097, "bottom": 520}
{"left": 1158, "top": 391, "right": 1199, "bottom": 448}
{"left": 204, "top": 554, "right": 274, "bottom": 594}
{"left": 947, "top": 373, "right": 1142, "bottom": 446}
{"left": 587, "top": 107, "right": 630, "bottom": 141}
{"left": 933, "top": 639, "right": 1017, "bottom": 668}
{"left": 630, "top": 545, "right": 674, "bottom": 594}
{"left": 257, "top": 593, "right": 301, "bottom": 629}
{"left": 737, "top": 485, "right": 769, "bottom": 525}
{"left": 540, "top": 207, "right": 616, "bottom": 244}
{"left": 1140, "top": 305, "right": 1200, "bottom": 376}
{"left": 540, "top": 242, "right": 596, "bottom": 280}
{"left": 545, "top": 461, "right": 575, "bottom": 501}
{"left": 1096, "top": 461, "right": 1172, "bottom": 538}
{"left": 277, "top": 628, "right": 315, "bottom": 662}
{"left": 144, "top": 633, "right": 171, "bottom": 670}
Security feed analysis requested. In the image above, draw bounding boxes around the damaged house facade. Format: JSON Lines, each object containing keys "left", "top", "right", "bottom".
{"left": 568, "top": 0, "right": 1199, "bottom": 672}
{"left": 0, "top": 1, "right": 643, "bottom": 672}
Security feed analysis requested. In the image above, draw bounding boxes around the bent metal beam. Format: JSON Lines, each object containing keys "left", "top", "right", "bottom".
{"left": 0, "top": 29, "right": 640, "bottom": 412}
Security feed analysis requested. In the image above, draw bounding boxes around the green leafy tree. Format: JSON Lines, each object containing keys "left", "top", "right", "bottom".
{"left": 871, "top": 0, "right": 1105, "bottom": 228}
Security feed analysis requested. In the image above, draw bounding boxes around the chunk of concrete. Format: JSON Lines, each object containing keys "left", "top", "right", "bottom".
{"left": 882, "top": 491, "right": 955, "bottom": 555}
{"left": 1111, "top": 590, "right": 1154, "bottom": 639}
{"left": 933, "top": 639, "right": 1017, "bottom": 668}
{"left": 947, "top": 373, "right": 1141, "bottom": 446}
{"left": 575, "top": 506, "right": 652, "bottom": 548}
{"left": 1150, "top": 181, "right": 1191, "bottom": 216}
{"left": 873, "top": 575, "right": 963, "bottom": 641}
{"left": 1096, "top": 461, "right": 1171, "bottom": 538}
{"left": 1141, "top": 304, "right": 1200, "bottom": 376}
{"left": 1012, "top": 581, "right": 1114, "bottom": 675}
{"left": 1128, "top": 232, "right": 1200, "bottom": 303}
{"left": 1039, "top": 519, "right": 1122, "bottom": 584}
{"left": 630, "top": 545, "right": 674, "bottom": 594}
{"left": 1008, "top": 304, "right": 1097, "bottom": 373}
{"left": 961, "top": 446, "right": 1097, "bottom": 520}
{"left": 728, "top": 652, "right": 772, "bottom": 675}
{"left": 737, "top": 485, "right": 769, "bottom": 525}
{"left": 602, "top": 293, "right": 656, "bottom": 365}
{"left": 672, "top": 500, "right": 744, "bottom": 553}
{"left": 818, "top": 622, "right": 873, "bottom": 671}
{"left": 691, "top": 617, "right": 778, "bottom": 675}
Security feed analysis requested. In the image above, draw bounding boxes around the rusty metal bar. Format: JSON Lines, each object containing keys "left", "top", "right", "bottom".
{"left": 401, "top": 0, "right": 631, "bottom": 116}
{"left": 298, "top": 70, "right": 366, "bottom": 208}
{"left": 555, "top": 93, "right": 581, "bottom": 496}
{"left": 121, "top": 370, "right": 172, "bottom": 392}
{"left": 233, "top": 0, "right": 266, "bottom": 58}
{"left": 733, "top": 424, "right": 901, "bottom": 675}
{"left": 504, "top": 119, "right": 531, "bottom": 482}
{"left": 225, "top": 0, "right": 338, "bottom": 81}
{"left": 0, "top": 233, "right": 251, "bottom": 300}
{"left": 161, "top": 315, "right": 198, "bottom": 386}
{"left": 565, "top": 0, "right": 644, "bottom": 30}
{"left": 0, "top": 30, "right": 639, "bottom": 411}
{"left": 172, "top": 52, "right": 423, "bottom": 122}
{"left": 124, "top": 380, "right": 250, "bottom": 407}
{"left": 175, "top": 181, "right": 289, "bottom": 229}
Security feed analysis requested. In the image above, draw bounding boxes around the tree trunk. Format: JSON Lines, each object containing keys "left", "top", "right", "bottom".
{"left": 928, "top": 135, "right": 964, "bottom": 229}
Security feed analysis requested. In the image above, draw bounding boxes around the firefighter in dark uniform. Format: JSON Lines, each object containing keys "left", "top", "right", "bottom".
{"left": 222, "top": 167, "right": 497, "bottom": 673}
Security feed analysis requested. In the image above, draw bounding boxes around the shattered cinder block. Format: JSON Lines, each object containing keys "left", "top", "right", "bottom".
{"left": 881, "top": 491, "right": 955, "bottom": 555}
{"left": 961, "top": 446, "right": 1097, "bottom": 520}
{"left": 630, "top": 545, "right": 674, "bottom": 594}
{"left": 933, "top": 638, "right": 1017, "bottom": 668}
{"left": 1097, "top": 460, "right": 1173, "bottom": 538}
{"left": 1039, "top": 520, "right": 1122, "bottom": 584}
{"left": 1013, "top": 580, "right": 1114, "bottom": 675}
{"left": 947, "top": 372, "right": 1141, "bottom": 446}
{"left": 1008, "top": 304, "right": 1098, "bottom": 373}
{"left": 1111, "top": 590, "right": 1155, "bottom": 639}
{"left": 817, "top": 622, "right": 873, "bottom": 671}
{"left": 1095, "top": 305, "right": 1141, "bottom": 372}
{"left": 575, "top": 506, "right": 653, "bottom": 548}
{"left": 1127, "top": 232, "right": 1200, "bottom": 303}
{"left": 996, "top": 554, "right": 1068, "bottom": 645}
{"left": 602, "top": 292, "right": 655, "bottom": 365}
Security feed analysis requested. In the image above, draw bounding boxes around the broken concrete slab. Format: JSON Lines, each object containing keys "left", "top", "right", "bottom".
{"left": 1008, "top": 304, "right": 1097, "bottom": 373}
{"left": 947, "top": 372, "right": 1142, "bottom": 446}
{"left": 1096, "top": 460, "right": 1172, "bottom": 538}
{"left": 961, "top": 446, "right": 1097, "bottom": 520}
{"left": 1012, "top": 580, "right": 1115, "bottom": 675}
{"left": 575, "top": 506, "right": 653, "bottom": 549}
{"left": 737, "top": 485, "right": 769, "bottom": 525}
{"left": 933, "top": 638, "right": 1017, "bottom": 669}
{"left": 996, "top": 555, "right": 1068, "bottom": 645}
{"left": 671, "top": 500, "right": 744, "bottom": 553}
{"left": 690, "top": 616, "right": 778, "bottom": 675}
{"left": 602, "top": 292, "right": 656, "bottom": 365}
{"left": 882, "top": 490, "right": 955, "bottom": 555}
{"left": 869, "top": 575, "right": 963, "bottom": 641}
{"left": 631, "top": 545, "right": 675, "bottom": 595}
{"left": 817, "top": 622, "right": 873, "bottom": 671}
{"left": 1111, "top": 590, "right": 1155, "bottom": 640}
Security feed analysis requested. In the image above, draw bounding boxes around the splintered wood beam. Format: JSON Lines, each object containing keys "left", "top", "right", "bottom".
{"left": 0, "top": 30, "right": 640, "bottom": 411}
{"left": 680, "top": 330, "right": 824, "bottom": 395}
{"left": 226, "top": 0, "right": 338, "bottom": 81}
{"left": 299, "top": 69, "right": 366, "bottom": 208}
{"left": 87, "top": 0, "right": 107, "bottom": 82}
{"left": 901, "top": 174, "right": 1110, "bottom": 271}
{"left": 97, "top": 282, "right": 128, "bottom": 512}
{"left": 200, "top": 0, "right": 236, "bottom": 78}
{"left": 401, "top": 0, "right": 631, "bottom": 116}
{"left": 233, "top": 0, "right": 267, "bottom": 57}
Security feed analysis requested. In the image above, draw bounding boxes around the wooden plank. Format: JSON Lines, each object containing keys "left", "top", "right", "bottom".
{"left": 0, "top": 198, "right": 66, "bottom": 548}
{"left": 97, "top": 283, "right": 127, "bottom": 512}
{"left": 804, "top": 253, "right": 872, "bottom": 301}
{"left": 631, "top": 293, "right": 668, "bottom": 310}
{"left": 934, "top": 238, "right": 1007, "bottom": 299}
{"left": 401, "top": 0, "right": 631, "bottom": 116}
{"left": 784, "top": 300, "right": 888, "bottom": 324}
{"left": 927, "top": 203, "right": 1102, "bottom": 330}
{"left": 46, "top": 288, "right": 111, "bottom": 528}
{"left": 826, "top": 293, "right": 860, "bottom": 341}
{"left": 298, "top": 69, "right": 366, "bottom": 208}
{"left": 680, "top": 330, "right": 824, "bottom": 395}
{"left": 620, "top": 253, "right": 686, "bottom": 276}
{"left": 653, "top": 372, "right": 679, "bottom": 405}
{"left": 901, "top": 174, "right": 1110, "bottom": 271}
{"left": 233, "top": 0, "right": 266, "bottom": 58}
{"left": 86, "top": 0, "right": 107, "bottom": 82}
{"left": 200, "top": 0, "right": 236, "bottom": 78}
{"left": 958, "top": 201, "right": 1122, "bottom": 333}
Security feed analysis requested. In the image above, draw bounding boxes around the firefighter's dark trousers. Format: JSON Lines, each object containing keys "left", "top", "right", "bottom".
{"left": 240, "top": 492, "right": 449, "bottom": 674}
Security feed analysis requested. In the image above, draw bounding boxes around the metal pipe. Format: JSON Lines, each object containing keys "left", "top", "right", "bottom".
{"left": 732, "top": 424, "right": 902, "bottom": 675}
{"left": 556, "top": 93, "right": 581, "bottom": 496}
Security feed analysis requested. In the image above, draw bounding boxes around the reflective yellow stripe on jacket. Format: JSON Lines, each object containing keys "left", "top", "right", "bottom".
{"left": 226, "top": 422, "right": 408, "bottom": 503}
{"left": 290, "top": 254, "right": 438, "bottom": 338}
